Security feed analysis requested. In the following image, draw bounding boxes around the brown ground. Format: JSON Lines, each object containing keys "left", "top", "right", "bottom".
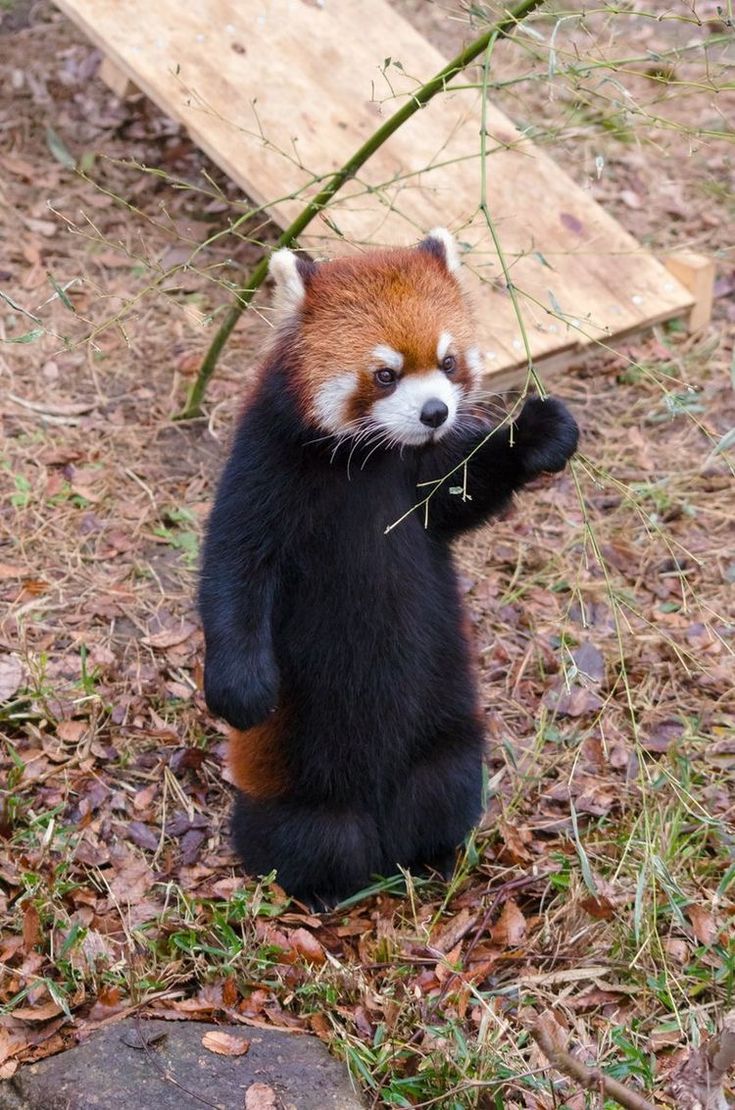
{"left": 1, "top": 1, "right": 734, "bottom": 1106}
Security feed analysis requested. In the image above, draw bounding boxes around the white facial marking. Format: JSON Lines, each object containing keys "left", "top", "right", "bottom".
{"left": 437, "top": 331, "right": 454, "bottom": 362}
{"left": 426, "top": 226, "right": 461, "bottom": 273}
{"left": 313, "top": 371, "right": 358, "bottom": 433}
{"left": 268, "top": 248, "right": 306, "bottom": 323}
{"left": 371, "top": 344, "right": 403, "bottom": 371}
{"left": 465, "top": 345, "right": 484, "bottom": 383}
{"left": 371, "top": 370, "right": 462, "bottom": 447}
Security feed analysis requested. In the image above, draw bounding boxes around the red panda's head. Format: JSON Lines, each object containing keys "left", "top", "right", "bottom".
{"left": 268, "top": 230, "right": 483, "bottom": 448}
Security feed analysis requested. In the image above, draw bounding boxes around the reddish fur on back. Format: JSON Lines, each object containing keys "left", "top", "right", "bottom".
{"left": 228, "top": 713, "right": 288, "bottom": 798}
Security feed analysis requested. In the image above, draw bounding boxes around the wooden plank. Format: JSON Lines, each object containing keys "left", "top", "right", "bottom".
{"left": 664, "top": 252, "right": 716, "bottom": 333}
{"left": 54, "top": 0, "right": 696, "bottom": 380}
{"left": 98, "top": 55, "right": 138, "bottom": 98}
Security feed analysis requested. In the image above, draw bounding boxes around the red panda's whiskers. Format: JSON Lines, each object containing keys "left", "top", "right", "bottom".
{"left": 345, "top": 421, "right": 382, "bottom": 477}
{"left": 360, "top": 428, "right": 396, "bottom": 470}
{"left": 326, "top": 417, "right": 373, "bottom": 465}
{"left": 306, "top": 417, "right": 365, "bottom": 450}
{"left": 460, "top": 395, "right": 507, "bottom": 422}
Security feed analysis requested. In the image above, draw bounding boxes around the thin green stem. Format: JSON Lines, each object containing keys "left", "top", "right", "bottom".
{"left": 177, "top": 0, "right": 547, "bottom": 419}
{"left": 478, "top": 36, "right": 544, "bottom": 397}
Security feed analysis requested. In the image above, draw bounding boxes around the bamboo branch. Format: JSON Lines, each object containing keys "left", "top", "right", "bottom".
{"left": 478, "top": 33, "right": 544, "bottom": 397}
{"left": 176, "top": 0, "right": 547, "bottom": 419}
{"left": 528, "top": 1010, "right": 659, "bottom": 1110}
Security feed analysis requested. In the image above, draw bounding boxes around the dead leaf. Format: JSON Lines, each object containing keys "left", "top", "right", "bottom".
{"left": 142, "top": 621, "right": 197, "bottom": 649}
{"left": 23, "top": 904, "right": 41, "bottom": 952}
{"left": 542, "top": 684, "right": 604, "bottom": 717}
{"left": 1, "top": 155, "right": 36, "bottom": 179}
{"left": 497, "top": 819, "right": 533, "bottom": 866}
{"left": 107, "top": 850, "right": 153, "bottom": 904}
{"left": 309, "top": 1012, "right": 331, "bottom": 1039}
{"left": 21, "top": 216, "right": 57, "bottom": 238}
{"left": 491, "top": 900, "right": 527, "bottom": 947}
{"left": 133, "top": 782, "right": 159, "bottom": 812}
{"left": 87, "top": 985, "right": 125, "bottom": 1022}
{"left": 126, "top": 821, "right": 159, "bottom": 852}
{"left": 642, "top": 718, "right": 684, "bottom": 753}
{"left": 0, "top": 563, "right": 31, "bottom": 579}
{"left": 245, "top": 1083, "right": 278, "bottom": 1109}
{"left": 431, "top": 908, "right": 477, "bottom": 953}
{"left": 667, "top": 1010, "right": 735, "bottom": 1109}
{"left": 9, "top": 395, "right": 94, "bottom": 417}
{"left": 0, "top": 655, "right": 23, "bottom": 702}
{"left": 201, "top": 1030, "right": 250, "bottom": 1056}
{"left": 580, "top": 894, "right": 616, "bottom": 921}
{"left": 688, "top": 904, "right": 718, "bottom": 946}
{"left": 574, "top": 784, "right": 618, "bottom": 816}
{"left": 222, "top": 978, "right": 239, "bottom": 1008}
{"left": 56, "top": 720, "right": 87, "bottom": 744}
{"left": 571, "top": 642, "right": 605, "bottom": 685}
{"left": 11, "top": 999, "right": 65, "bottom": 1022}
{"left": 665, "top": 938, "right": 690, "bottom": 964}
{"left": 566, "top": 988, "right": 627, "bottom": 1011}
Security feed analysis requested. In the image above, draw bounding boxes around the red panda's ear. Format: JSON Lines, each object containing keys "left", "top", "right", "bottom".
{"left": 268, "top": 249, "right": 317, "bottom": 323}
{"left": 418, "top": 227, "right": 462, "bottom": 274}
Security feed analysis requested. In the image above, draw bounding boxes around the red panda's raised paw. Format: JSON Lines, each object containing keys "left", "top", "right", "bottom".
{"left": 514, "top": 396, "right": 579, "bottom": 477}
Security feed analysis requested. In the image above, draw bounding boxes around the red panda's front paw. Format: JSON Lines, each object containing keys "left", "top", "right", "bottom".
{"left": 515, "top": 396, "right": 579, "bottom": 477}
{"left": 203, "top": 659, "right": 279, "bottom": 731}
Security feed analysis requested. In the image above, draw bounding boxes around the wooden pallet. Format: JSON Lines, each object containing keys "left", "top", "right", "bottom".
{"left": 55, "top": 0, "right": 711, "bottom": 382}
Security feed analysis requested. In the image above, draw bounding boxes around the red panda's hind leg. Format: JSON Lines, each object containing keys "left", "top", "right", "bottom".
{"left": 384, "top": 719, "right": 484, "bottom": 877}
{"left": 232, "top": 792, "right": 384, "bottom": 910}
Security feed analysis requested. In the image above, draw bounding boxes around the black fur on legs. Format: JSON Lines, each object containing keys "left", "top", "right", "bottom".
{"left": 232, "top": 792, "right": 384, "bottom": 908}
{"left": 200, "top": 335, "right": 578, "bottom": 907}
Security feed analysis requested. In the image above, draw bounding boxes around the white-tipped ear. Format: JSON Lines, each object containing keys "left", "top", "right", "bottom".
{"left": 424, "top": 227, "right": 462, "bottom": 273}
{"left": 269, "top": 248, "right": 307, "bottom": 321}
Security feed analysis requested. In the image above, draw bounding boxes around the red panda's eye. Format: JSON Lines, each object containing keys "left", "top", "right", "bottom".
{"left": 374, "top": 367, "right": 397, "bottom": 386}
{"left": 442, "top": 355, "right": 457, "bottom": 374}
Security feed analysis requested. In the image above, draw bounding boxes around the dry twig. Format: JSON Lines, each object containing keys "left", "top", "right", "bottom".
{"left": 528, "top": 1010, "right": 659, "bottom": 1110}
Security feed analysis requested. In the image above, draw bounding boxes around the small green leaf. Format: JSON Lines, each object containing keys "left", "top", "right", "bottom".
{"left": 634, "top": 865, "right": 647, "bottom": 944}
{"left": 712, "top": 427, "right": 735, "bottom": 456}
{"left": 47, "top": 274, "right": 77, "bottom": 313}
{"left": 46, "top": 126, "right": 76, "bottom": 170}
{"left": 2, "top": 327, "right": 44, "bottom": 344}
{"left": 548, "top": 289, "right": 565, "bottom": 317}
{"left": 78, "top": 150, "right": 96, "bottom": 175}
{"left": 0, "top": 289, "right": 42, "bottom": 322}
{"left": 717, "top": 862, "right": 735, "bottom": 898}
{"left": 570, "top": 802, "right": 598, "bottom": 896}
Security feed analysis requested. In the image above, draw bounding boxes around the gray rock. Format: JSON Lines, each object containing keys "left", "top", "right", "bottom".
{"left": 0, "top": 1020, "right": 364, "bottom": 1110}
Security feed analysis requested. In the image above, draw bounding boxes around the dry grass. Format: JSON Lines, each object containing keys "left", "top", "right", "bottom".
{"left": 1, "top": 1, "right": 734, "bottom": 1106}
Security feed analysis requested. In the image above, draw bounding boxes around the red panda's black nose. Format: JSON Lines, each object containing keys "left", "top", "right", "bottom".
{"left": 420, "top": 399, "right": 449, "bottom": 428}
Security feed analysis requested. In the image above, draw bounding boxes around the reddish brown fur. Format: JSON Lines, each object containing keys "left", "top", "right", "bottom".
{"left": 292, "top": 248, "right": 476, "bottom": 420}
{"left": 228, "top": 713, "right": 288, "bottom": 798}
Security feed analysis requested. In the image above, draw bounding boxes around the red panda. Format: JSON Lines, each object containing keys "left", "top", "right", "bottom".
{"left": 199, "top": 229, "right": 578, "bottom": 907}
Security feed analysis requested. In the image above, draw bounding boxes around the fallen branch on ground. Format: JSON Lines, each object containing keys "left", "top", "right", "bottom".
{"left": 527, "top": 1009, "right": 659, "bottom": 1110}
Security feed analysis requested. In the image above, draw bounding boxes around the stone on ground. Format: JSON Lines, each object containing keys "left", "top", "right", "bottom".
{"left": 0, "top": 1019, "right": 364, "bottom": 1109}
